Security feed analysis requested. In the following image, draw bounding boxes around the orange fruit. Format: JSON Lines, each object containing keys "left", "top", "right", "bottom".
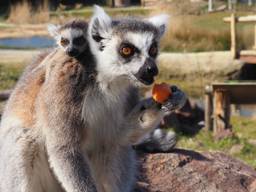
{"left": 152, "top": 83, "right": 172, "bottom": 104}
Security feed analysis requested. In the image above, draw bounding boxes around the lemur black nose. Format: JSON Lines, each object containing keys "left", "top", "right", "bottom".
{"left": 146, "top": 64, "right": 158, "bottom": 76}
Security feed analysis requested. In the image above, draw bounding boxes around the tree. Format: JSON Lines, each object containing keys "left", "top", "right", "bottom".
{"left": 208, "top": 0, "right": 213, "bottom": 12}
{"left": 114, "top": 0, "right": 131, "bottom": 7}
{"left": 248, "top": 0, "right": 252, "bottom": 6}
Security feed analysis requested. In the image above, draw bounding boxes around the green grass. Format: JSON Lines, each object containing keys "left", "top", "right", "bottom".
{"left": 0, "top": 63, "right": 25, "bottom": 91}
{"left": 51, "top": 6, "right": 151, "bottom": 18}
{"left": 0, "top": 23, "right": 15, "bottom": 29}
{"left": 177, "top": 116, "right": 256, "bottom": 168}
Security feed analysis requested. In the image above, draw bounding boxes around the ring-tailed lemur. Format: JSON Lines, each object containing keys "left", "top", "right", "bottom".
{"left": 48, "top": 20, "right": 88, "bottom": 57}
{"left": 0, "top": 6, "right": 186, "bottom": 192}
{"left": 48, "top": 19, "right": 178, "bottom": 152}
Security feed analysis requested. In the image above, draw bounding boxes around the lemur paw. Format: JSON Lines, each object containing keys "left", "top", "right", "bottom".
{"left": 139, "top": 108, "right": 162, "bottom": 129}
{"left": 161, "top": 85, "right": 187, "bottom": 112}
{"left": 133, "top": 128, "right": 177, "bottom": 153}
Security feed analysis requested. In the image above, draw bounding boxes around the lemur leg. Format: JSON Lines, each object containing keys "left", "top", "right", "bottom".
{"left": 92, "top": 146, "right": 136, "bottom": 192}
{"left": 0, "top": 127, "right": 63, "bottom": 192}
{"left": 36, "top": 53, "right": 97, "bottom": 192}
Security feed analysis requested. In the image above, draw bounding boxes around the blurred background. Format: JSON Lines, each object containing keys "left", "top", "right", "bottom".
{"left": 1, "top": 0, "right": 256, "bottom": 169}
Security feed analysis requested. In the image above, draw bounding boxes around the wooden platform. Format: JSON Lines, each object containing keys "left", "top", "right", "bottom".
{"left": 205, "top": 82, "right": 256, "bottom": 137}
{"left": 212, "top": 82, "right": 256, "bottom": 104}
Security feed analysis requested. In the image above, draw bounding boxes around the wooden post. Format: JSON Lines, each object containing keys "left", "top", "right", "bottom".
{"left": 248, "top": 0, "right": 252, "bottom": 6}
{"left": 208, "top": 0, "right": 213, "bottom": 12}
{"left": 213, "top": 90, "right": 231, "bottom": 136}
{"left": 230, "top": 13, "right": 237, "bottom": 59}
{"left": 141, "top": 0, "right": 145, "bottom": 6}
{"left": 228, "top": 0, "right": 232, "bottom": 10}
{"left": 114, "top": 0, "right": 131, "bottom": 7}
{"left": 205, "top": 85, "right": 213, "bottom": 131}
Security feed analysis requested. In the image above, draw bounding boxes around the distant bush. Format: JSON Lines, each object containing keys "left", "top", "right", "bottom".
{"left": 160, "top": 16, "right": 232, "bottom": 52}
{"left": 8, "top": 0, "right": 50, "bottom": 24}
{"left": 165, "top": 17, "right": 254, "bottom": 52}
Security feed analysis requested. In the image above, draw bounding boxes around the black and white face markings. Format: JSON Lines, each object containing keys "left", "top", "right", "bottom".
{"left": 48, "top": 20, "right": 88, "bottom": 57}
{"left": 88, "top": 6, "right": 169, "bottom": 86}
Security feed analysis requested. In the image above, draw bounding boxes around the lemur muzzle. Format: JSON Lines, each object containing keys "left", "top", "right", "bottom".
{"left": 134, "top": 58, "right": 158, "bottom": 85}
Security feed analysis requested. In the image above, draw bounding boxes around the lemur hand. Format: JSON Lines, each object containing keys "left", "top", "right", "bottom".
{"left": 160, "top": 85, "right": 187, "bottom": 112}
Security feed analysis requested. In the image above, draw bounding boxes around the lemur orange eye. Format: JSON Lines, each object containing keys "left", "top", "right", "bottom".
{"left": 119, "top": 43, "right": 136, "bottom": 58}
{"left": 60, "top": 38, "right": 69, "bottom": 47}
{"left": 122, "top": 47, "right": 132, "bottom": 55}
{"left": 149, "top": 43, "right": 158, "bottom": 58}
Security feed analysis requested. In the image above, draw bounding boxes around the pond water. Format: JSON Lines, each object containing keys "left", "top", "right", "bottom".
{"left": 0, "top": 36, "right": 55, "bottom": 49}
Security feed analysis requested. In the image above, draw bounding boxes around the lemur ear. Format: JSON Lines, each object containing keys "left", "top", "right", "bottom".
{"left": 47, "top": 24, "right": 61, "bottom": 38}
{"left": 89, "top": 5, "right": 112, "bottom": 42}
{"left": 147, "top": 14, "right": 169, "bottom": 37}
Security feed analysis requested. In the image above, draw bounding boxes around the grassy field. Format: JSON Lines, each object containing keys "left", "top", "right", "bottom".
{"left": 0, "top": 62, "right": 24, "bottom": 90}
{"left": 177, "top": 116, "right": 256, "bottom": 168}
{"left": 161, "top": 11, "right": 255, "bottom": 52}
{"left": 51, "top": 6, "right": 152, "bottom": 18}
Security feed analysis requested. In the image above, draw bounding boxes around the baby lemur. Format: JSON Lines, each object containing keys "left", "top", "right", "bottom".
{"left": 0, "top": 20, "right": 89, "bottom": 130}
{"left": 48, "top": 20, "right": 88, "bottom": 57}
{"left": 0, "top": 6, "right": 186, "bottom": 192}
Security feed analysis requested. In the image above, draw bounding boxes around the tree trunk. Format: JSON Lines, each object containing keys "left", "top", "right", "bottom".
{"left": 228, "top": 0, "right": 232, "bottom": 10}
{"left": 248, "top": 0, "right": 253, "bottom": 6}
{"left": 106, "top": 0, "right": 114, "bottom": 7}
{"left": 208, "top": 0, "right": 213, "bottom": 12}
{"left": 114, "top": 0, "right": 131, "bottom": 7}
{"left": 135, "top": 149, "right": 256, "bottom": 192}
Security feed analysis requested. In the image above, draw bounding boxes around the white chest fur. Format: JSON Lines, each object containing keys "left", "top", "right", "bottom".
{"left": 82, "top": 82, "right": 129, "bottom": 150}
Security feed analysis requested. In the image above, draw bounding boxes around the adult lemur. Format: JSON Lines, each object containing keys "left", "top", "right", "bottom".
{"left": 0, "top": 6, "right": 186, "bottom": 192}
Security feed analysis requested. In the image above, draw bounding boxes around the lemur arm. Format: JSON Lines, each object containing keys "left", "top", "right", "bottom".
{"left": 41, "top": 89, "right": 97, "bottom": 192}
{"left": 45, "top": 123, "right": 97, "bottom": 192}
{"left": 124, "top": 87, "right": 186, "bottom": 144}
{"left": 123, "top": 97, "right": 165, "bottom": 144}
{"left": 38, "top": 51, "right": 97, "bottom": 192}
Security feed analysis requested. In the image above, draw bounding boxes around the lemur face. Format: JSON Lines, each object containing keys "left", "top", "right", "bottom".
{"left": 88, "top": 6, "right": 169, "bottom": 86}
{"left": 48, "top": 20, "right": 88, "bottom": 57}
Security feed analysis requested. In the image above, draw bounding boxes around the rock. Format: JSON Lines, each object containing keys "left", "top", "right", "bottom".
{"left": 135, "top": 149, "right": 256, "bottom": 192}
{"left": 250, "top": 180, "right": 256, "bottom": 192}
